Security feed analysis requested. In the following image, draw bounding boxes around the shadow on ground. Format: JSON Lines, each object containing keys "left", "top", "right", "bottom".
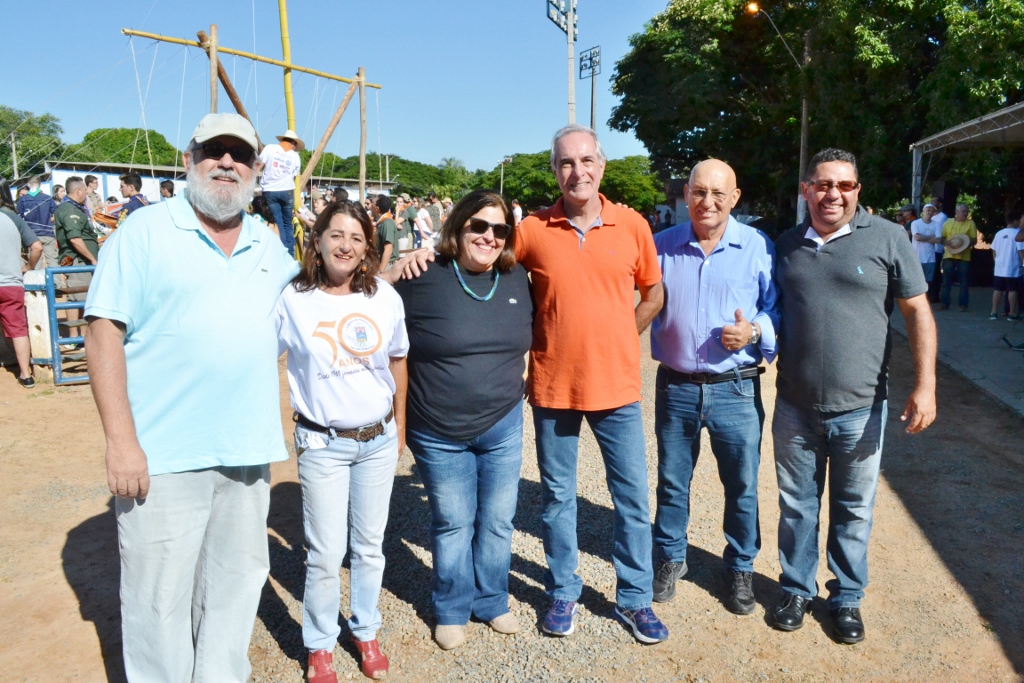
{"left": 62, "top": 498, "right": 126, "bottom": 683}
{"left": 882, "top": 338, "right": 1024, "bottom": 674}
{"left": 261, "top": 460, "right": 779, "bottom": 662}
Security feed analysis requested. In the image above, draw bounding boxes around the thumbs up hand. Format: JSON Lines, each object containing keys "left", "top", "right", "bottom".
{"left": 721, "top": 309, "right": 753, "bottom": 352}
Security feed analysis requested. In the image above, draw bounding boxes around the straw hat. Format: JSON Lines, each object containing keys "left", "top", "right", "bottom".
{"left": 945, "top": 233, "right": 971, "bottom": 254}
{"left": 276, "top": 129, "right": 305, "bottom": 151}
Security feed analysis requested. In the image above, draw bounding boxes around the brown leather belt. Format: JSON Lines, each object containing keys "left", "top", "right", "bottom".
{"left": 661, "top": 364, "right": 765, "bottom": 385}
{"left": 294, "top": 407, "right": 394, "bottom": 442}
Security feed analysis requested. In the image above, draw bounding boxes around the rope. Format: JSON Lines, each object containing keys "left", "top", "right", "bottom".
{"left": 174, "top": 46, "right": 189, "bottom": 176}
{"left": 317, "top": 83, "right": 339, "bottom": 180}
{"left": 376, "top": 89, "right": 383, "bottom": 183}
{"left": 141, "top": 42, "right": 159, "bottom": 178}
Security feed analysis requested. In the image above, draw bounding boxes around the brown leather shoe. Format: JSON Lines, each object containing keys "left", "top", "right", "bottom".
{"left": 307, "top": 650, "right": 338, "bottom": 683}
{"left": 351, "top": 636, "right": 389, "bottom": 679}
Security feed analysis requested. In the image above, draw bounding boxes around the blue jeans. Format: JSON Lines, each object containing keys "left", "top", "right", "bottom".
{"left": 264, "top": 190, "right": 296, "bottom": 256}
{"left": 940, "top": 258, "right": 970, "bottom": 308}
{"left": 653, "top": 367, "right": 764, "bottom": 571}
{"left": 296, "top": 420, "right": 399, "bottom": 649}
{"left": 920, "top": 262, "right": 935, "bottom": 283}
{"left": 532, "top": 402, "right": 654, "bottom": 610}
{"left": 408, "top": 402, "right": 524, "bottom": 625}
{"left": 772, "top": 397, "right": 887, "bottom": 609}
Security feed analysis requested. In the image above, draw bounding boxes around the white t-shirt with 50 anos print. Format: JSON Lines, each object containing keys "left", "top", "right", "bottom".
{"left": 276, "top": 278, "right": 409, "bottom": 430}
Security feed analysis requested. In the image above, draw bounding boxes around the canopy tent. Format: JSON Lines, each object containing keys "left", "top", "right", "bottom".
{"left": 910, "top": 101, "right": 1024, "bottom": 207}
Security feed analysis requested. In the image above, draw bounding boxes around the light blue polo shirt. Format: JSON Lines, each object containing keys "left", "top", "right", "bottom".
{"left": 86, "top": 193, "right": 301, "bottom": 475}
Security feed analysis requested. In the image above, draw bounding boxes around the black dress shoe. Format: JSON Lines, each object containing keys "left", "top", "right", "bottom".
{"left": 772, "top": 593, "right": 812, "bottom": 631}
{"left": 830, "top": 607, "right": 865, "bottom": 644}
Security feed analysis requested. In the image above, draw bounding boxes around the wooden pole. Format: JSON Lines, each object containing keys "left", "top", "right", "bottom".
{"left": 23, "top": 271, "right": 53, "bottom": 383}
{"left": 296, "top": 79, "right": 359, "bottom": 193}
{"left": 358, "top": 67, "right": 367, "bottom": 203}
{"left": 197, "top": 31, "right": 263, "bottom": 149}
{"left": 209, "top": 24, "right": 218, "bottom": 113}
{"left": 121, "top": 29, "right": 383, "bottom": 88}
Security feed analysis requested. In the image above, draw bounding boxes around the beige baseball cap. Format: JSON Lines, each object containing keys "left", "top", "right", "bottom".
{"left": 191, "top": 113, "right": 259, "bottom": 151}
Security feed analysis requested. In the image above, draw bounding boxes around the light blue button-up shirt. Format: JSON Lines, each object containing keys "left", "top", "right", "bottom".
{"left": 86, "top": 193, "right": 301, "bottom": 475}
{"left": 651, "top": 215, "right": 779, "bottom": 374}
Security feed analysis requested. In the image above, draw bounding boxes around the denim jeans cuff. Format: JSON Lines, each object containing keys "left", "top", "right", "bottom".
{"left": 617, "top": 601, "right": 652, "bottom": 612}
{"left": 827, "top": 599, "right": 861, "bottom": 610}
{"left": 549, "top": 591, "right": 582, "bottom": 603}
{"left": 434, "top": 614, "right": 470, "bottom": 626}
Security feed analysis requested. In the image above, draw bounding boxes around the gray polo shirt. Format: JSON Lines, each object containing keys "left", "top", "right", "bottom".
{"left": 0, "top": 208, "right": 40, "bottom": 287}
{"left": 775, "top": 206, "right": 927, "bottom": 412}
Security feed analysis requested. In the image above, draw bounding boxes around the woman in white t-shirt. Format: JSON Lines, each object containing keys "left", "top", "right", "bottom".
{"left": 276, "top": 200, "right": 408, "bottom": 682}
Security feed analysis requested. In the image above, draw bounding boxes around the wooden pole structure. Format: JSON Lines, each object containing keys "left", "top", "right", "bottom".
{"left": 296, "top": 79, "right": 359, "bottom": 193}
{"left": 358, "top": 67, "right": 367, "bottom": 203}
{"left": 197, "top": 30, "right": 263, "bottom": 148}
{"left": 121, "top": 29, "right": 383, "bottom": 88}
{"left": 209, "top": 24, "right": 218, "bottom": 113}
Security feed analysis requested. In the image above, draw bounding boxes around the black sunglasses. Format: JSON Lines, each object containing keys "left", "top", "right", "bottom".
{"left": 199, "top": 141, "right": 256, "bottom": 165}
{"left": 466, "top": 218, "right": 512, "bottom": 240}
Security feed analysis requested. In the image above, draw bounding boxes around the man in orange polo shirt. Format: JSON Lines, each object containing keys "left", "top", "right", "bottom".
{"left": 518, "top": 124, "right": 667, "bottom": 643}
{"left": 387, "top": 125, "right": 667, "bottom": 643}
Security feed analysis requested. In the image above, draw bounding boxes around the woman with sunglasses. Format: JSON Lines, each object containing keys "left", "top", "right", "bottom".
{"left": 394, "top": 189, "right": 533, "bottom": 650}
{"left": 276, "top": 200, "right": 409, "bottom": 682}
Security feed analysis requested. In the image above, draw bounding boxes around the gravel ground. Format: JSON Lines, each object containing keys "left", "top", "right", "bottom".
{"left": 243, "top": 332, "right": 1020, "bottom": 682}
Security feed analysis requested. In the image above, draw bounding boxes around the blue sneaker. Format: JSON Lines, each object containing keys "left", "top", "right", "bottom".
{"left": 542, "top": 599, "right": 578, "bottom": 636}
{"left": 614, "top": 606, "right": 669, "bottom": 644}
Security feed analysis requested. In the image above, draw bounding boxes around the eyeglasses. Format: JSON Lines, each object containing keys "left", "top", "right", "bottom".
{"left": 689, "top": 188, "right": 731, "bottom": 203}
{"left": 807, "top": 179, "right": 860, "bottom": 193}
{"left": 199, "top": 141, "right": 256, "bottom": 165}
{"left": 466, "top": 218, "right": 512, "bottom": 240}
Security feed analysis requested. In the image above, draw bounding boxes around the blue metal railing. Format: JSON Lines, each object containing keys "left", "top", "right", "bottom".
{"left": 24, "top": 265, "right": 94, "bottom": 386}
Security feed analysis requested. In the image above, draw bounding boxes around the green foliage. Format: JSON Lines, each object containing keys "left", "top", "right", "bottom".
{"left": 0, "top": 105, "right": 64, "bottom": 180}
{"left": 476, "top": 152, "right": 561, "bottom": 210}
{"left": 65, "top": 128, "right": 181, "bottom": 166}
{"left": 602, "top": 156, "right": 665, "bottom": 213}
{"left": 609, "top": 0, "right": 1024, "bottom": 233}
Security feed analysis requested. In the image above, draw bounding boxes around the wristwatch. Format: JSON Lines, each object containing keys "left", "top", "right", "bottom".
{"left": 748, "top": 323, "right": 761, "bottom": 346}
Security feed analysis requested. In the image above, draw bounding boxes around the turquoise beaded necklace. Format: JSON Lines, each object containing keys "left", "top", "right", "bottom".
{"left": 452, "top": 260, "right": 500, "bottom": 302}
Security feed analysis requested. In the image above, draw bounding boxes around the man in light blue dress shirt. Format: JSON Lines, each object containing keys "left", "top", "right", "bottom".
{"left": 649, "top": 159, "right": 779, "bottom": 616}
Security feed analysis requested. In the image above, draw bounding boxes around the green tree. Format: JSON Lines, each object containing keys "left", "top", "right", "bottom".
{"left": 65, "top": 128, "right": 181, "bottom": 166}
{"left": 602, "top": 156, "right": 665, "bottom": 213}
{"left": 0, "top": 105, "right": 64, "bottom": 180}
{"left": 609, "top": 0, "right": 1024, "bottom": 233}
{"left": 476, "top": 152, "right": 561, "bottom": 210}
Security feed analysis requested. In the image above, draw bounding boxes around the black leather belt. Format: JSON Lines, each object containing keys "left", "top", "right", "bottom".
{"left": 294, "top": 407, "right": 394, "bottom": 442}
{"left": 661, "top": 364, "right": 765, "bottom": 385}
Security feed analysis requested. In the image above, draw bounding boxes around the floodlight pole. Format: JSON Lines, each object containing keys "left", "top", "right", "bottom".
{"left": 567, "top": 2, "right": 576, "bottom": 124}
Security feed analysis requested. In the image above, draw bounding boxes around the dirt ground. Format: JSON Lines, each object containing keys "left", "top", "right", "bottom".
{"left": 1, "top": 332, "right": 1022, "bottom": 682}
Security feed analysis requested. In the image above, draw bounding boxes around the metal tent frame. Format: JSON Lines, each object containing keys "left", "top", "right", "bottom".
{"left": 910, "top": 101, "right": 1024, "bottom": 207}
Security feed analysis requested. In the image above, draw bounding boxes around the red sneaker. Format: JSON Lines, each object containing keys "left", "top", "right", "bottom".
{"left": 307, "top": 649, "right": 338, "bottom": 683}
{"left": 351, "top": 636, "right": 389, "bottom": 679}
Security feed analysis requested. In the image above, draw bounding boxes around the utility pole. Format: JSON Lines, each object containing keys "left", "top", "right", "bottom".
{"left": 579, "top": 47, "right": 601, "bottom": 131}
{"left": 567, "top": 1, "right": 575, "bottom": 124}
{"left": 547, "top": 0, "right": 579, "bottom": 125}
{"left": 10, "top": 132, "right": 17, "bottom": 179}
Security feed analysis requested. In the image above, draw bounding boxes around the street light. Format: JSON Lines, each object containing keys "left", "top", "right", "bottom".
{"left": 747, "top": 2, "right": 810, "bottom": 224}
{"left": 499, "top": 156, "right": 512, "bottom": 194}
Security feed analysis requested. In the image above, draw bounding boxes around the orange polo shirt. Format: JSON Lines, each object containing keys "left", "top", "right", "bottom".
{"left": 515, "top": 195, "right": 661, "bottom": 411}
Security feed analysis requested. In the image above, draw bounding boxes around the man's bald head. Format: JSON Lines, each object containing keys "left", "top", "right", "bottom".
{"left": 685, "top": 159, "right": 741, "bottom": 239}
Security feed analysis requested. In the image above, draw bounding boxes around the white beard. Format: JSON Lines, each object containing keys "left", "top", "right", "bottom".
{"left": 185, "top": 164, "right": 256, "bottom": 223}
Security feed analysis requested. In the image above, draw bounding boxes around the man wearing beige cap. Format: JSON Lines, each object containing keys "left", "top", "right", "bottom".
{"left": 259, "top": 128, "right": 305, "bottom": 257}
{"left": 85, "top": 113, "right": 300, "bottom": 682}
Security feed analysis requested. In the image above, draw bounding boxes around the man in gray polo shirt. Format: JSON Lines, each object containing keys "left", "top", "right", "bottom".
{"left": 770, "top": 148, "right": 937, "bottom": 645}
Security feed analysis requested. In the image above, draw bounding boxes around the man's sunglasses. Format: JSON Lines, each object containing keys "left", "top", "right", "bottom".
{"left": 807, "top": 179, "right": 860, "bottom": 193}
{"left": 466, "top": 218, "right": 512, "bottom": 240}
{"left": 199, "top": 141, "right": 256, "bottom": 165}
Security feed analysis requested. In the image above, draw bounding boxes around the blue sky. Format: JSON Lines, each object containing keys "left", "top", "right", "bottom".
{"left": 3, "top": 0, "right": 669, "bottom": 173}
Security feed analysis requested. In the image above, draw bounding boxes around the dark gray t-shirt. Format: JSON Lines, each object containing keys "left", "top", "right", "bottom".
{"left": 395, "top": 258, "right": 534, "bottom": 440}
{"left": 0, "top": 208, "right": 40, "bottom": 287}
{"left": 775, "top": 206, "right": 927, "bottom": 412}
